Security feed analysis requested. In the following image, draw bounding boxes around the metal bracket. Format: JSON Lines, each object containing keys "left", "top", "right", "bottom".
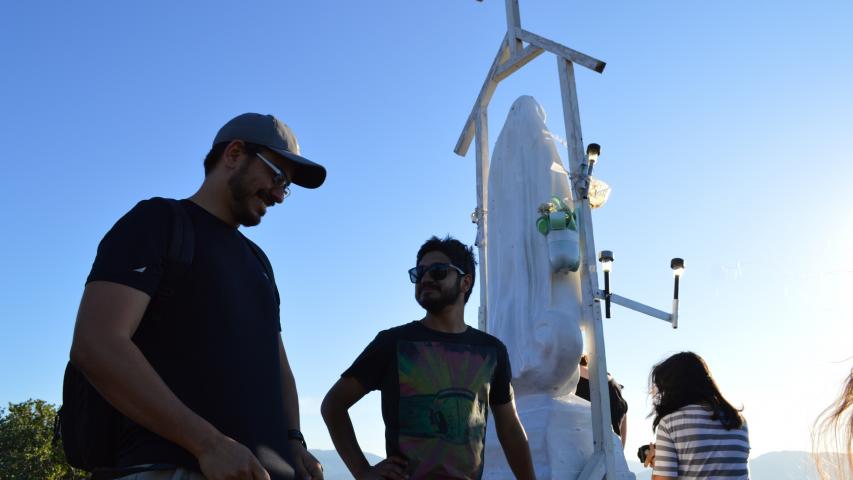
{"left": 595, "top": 290, "right": 677, "bottom": 328}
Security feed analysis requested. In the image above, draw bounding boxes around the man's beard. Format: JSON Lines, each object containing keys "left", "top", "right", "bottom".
{"left": 227, "top": 161, "right": 269, "bottom": 227}
{"left": 416, "top": 278, "right": 461, "bottom": 313}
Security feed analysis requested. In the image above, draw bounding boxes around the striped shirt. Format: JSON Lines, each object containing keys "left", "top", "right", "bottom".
{"left": 654, "top": 404, "right": 750, "bottom": 479}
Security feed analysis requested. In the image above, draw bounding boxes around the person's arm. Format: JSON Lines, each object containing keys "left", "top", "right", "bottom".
{"left": 620, "top": 414, "right": 628, "bottom": 447}
{"left": 321, "top": 377, "right": 408, "bottom": 480}
{"left": 645, "top": 443, "right": 669, "bottom": 480}
{"left": 491, "top": 396, "right": 536, "bottom": 480}
{"left": 71, "top": 281, "right": 269, "bottom": 480}
{"left": 650, "top": 421, "right": 678, "bottom": 479}
{"left": 278, "top": 337, "right": 323, "bottom": 479}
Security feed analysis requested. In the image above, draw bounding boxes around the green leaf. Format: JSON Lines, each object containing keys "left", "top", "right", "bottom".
{"left": 0, "top": 399, "right": 88, "bottom": 479}
{"left": 536, "top": 217, "right": 549, "bottom": 235}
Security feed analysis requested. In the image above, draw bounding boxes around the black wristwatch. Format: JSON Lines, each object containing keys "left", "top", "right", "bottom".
{"left": 287, "top": 429, "right": 307, "bottom": 448}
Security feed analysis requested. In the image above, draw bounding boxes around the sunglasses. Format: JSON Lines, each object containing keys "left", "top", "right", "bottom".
{"left": 256, "top": 152, "right": 292, "bottom": 199}
{"left": 408, "top": 263, "right": 466, "bottom": 284}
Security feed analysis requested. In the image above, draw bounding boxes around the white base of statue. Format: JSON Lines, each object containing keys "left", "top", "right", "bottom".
{"left": 483, "top": 393, "right": 634, "bottom": 480}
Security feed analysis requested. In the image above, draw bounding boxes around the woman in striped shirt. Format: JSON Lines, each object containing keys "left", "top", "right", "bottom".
{"left": 644, "top": 352, "right": 750, "bottom": 479}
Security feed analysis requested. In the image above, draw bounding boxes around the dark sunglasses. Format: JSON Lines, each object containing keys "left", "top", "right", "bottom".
{"left": 408, "top": 263, "right": 466, "bottom": 283}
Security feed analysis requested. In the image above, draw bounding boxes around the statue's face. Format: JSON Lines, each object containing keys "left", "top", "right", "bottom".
{"left": 415, "top": 251, "right": 464, "bottom": 313}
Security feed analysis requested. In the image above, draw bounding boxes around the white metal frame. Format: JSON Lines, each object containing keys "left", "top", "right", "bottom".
{"left": 601, "top": 291, "right": 679, "bottom": 327}
{"left": 454, "top": 1, "right": 622, "bottom": 478}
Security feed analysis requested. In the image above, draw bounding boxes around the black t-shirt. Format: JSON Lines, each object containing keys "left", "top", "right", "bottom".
{"left": 343, "top": 321, "right": 512, "bottom": 480}
{"left": 86, "top": 198, "right": 295, "bottom": 479}
{"left": 575, "top": 376, "right": 628, "bottom": 436}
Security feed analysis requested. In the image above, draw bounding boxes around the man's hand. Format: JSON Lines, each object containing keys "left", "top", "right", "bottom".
{"left": 491, "top": 398, "right": 536, "bottom": 480}
{"left": 356, "top": 457, "right": 409, "bottom": 480}
{"left": 290, "top": 441, "right": 324, "bottom": 479}
{"left": 643, "top": 442, "right": 656, "bottom": 468}
{"left": 197, "top": 434, "right": 270, "bottom": 480}
{"left": 73, "top": 282, "right": 268, "bottom": 479}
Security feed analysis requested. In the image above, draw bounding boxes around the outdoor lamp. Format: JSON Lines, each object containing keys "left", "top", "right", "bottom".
{"left": 670, "top": 257, "right": 684, "bottom": 328}
{"left": 599, "top": 250, "right": 614, "bottom": 318}
{"left": 583, "top": 143, "right": 610, "bottom": 208}
{"left": 599, "top": 250, "right": 613, "bottom": 273}
{"left": 586, "top": 143, "right": 600, "bottom": 176}
{"left": 671, "top": 257, "right": 685, "bottom": 277}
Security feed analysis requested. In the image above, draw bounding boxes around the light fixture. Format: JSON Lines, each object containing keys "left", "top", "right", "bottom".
{"left": 671, "top": 258, "right": 685, "bottom": 277}
{"left": 599, "top": 250, "right": 613, "bottom": 273}
{"left": 670, "top": 258, "right": 684, "bottom": 329}
{"left": 586, "top": 143, "right": 600, "bottom": 176}
{"left": 599, "top": 250, "right": 614, "bottom": 318}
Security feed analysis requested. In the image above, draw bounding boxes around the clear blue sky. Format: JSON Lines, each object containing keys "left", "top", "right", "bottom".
{"left": 2, "top": 0, "right": 851, "bottom": 462}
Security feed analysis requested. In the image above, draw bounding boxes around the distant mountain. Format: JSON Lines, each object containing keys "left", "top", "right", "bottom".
{"left": 750, "top": 451, "right": 820, "bottom": 479}
{"left": 310, "top": 450, "right": 383, "bottom": 480}
{"left": 750, "top": 450, "right": 853, "bottom": 480}
{"left": 312, "top": 449, "right": 847, "bottom": 479}
{"left": 627, "top": 450, "right": 849, "bottom": 480}
{"left": 626, "top": 459, "right": 651, "bottom": 479}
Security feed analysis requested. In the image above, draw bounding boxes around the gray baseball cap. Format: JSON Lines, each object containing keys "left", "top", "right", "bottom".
{"left": 213, "top": 113, "right": 326, "bottom": 188}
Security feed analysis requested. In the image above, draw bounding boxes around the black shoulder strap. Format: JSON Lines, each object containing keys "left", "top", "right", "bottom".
{"left": 243, "top": 236, "right": 280, "bottom": 306}
{"left": 151, "top": 198, "right": 194, "bottom": 302}
{"left": 165, "top": 198, "right": 194, "bottom": 266}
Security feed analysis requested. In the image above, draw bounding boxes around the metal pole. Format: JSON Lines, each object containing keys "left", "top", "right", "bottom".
{"left": 474, "top": 107, "right": 490, "bottom": 331}
{"left": 557, "top": 56, "right": 618, "bottom": 479}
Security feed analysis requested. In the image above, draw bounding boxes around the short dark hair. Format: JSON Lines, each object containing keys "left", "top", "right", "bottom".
{"left": 203, "top": 141, "right": 264, "bottom": 176}
{"left": 416, "top": 235, "right": 477, "bottom": 302}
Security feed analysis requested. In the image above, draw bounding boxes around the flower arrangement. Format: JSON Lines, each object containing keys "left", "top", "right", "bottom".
{"left": 536, "top": 196, "right": 577, "bottom": 235}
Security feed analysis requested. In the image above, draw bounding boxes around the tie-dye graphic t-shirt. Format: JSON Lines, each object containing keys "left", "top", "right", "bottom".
{"left": 343, "top": 321, "right": 512, "bottom": 479}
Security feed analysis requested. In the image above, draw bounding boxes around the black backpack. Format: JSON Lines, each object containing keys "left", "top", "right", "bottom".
{"left": 55, "top": 198, "right": 278, "bottom": 474}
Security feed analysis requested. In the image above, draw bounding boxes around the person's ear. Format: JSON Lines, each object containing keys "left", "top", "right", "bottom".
{"left": 222, "top": 140, "right": 247, "bottom": 171}
{"left": 462, "top": 273, "right": 474, "bottom": 297}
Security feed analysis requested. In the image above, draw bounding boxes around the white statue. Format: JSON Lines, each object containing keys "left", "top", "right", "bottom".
{"left": 482, "top": 96, "right": 631, "bottom": 479}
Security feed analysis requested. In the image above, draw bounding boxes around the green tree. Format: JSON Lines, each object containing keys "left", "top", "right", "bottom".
{"left": 0, "top": 399, "right": 87, "bottom": 480}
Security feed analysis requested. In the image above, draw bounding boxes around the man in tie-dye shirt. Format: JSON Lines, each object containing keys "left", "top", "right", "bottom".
{"left": 322, "top": 236, "right": 536, "bottom": 479}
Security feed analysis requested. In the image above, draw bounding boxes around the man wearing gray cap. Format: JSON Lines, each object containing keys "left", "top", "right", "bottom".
{"left": 67, "top": 113, "right": 325, "bottom": 480}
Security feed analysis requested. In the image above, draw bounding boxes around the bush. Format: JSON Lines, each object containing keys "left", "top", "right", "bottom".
{"left": 0, "top": 399, "right": 87, "bottom": 480}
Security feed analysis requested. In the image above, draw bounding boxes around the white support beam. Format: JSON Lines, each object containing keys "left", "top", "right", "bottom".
{"left": 455, "top": 30, "right": 605, "bottom": 157}
{"left": 557, "top": 56, "right": 619, "bottom": 480}
{"left": 494, "top": 44, "right": 544, "bottom": 82}
{"left": 595, "top": 289, "right": 677, "bottom": 326}
{"left": 454, "top": 35, "right": 509, "bottom": 157}
{"left": 474, "top": 107, "right": 490, "bottom": 331}
{"left": 504, "top": 0, "right": 523, "bottom": 54}
{"left": 671, "top": 299, "right": 679, "bottom": 328}
{"left": 518, "top": 28, "right": 606, "bottom": 73}
{"left": 608, "top": 294, "right": 673, "bottom": 323}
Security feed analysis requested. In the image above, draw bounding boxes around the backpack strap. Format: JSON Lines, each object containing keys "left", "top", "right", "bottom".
{"left": 166, "top": 199, "right": 194, "bottom": 265}
{"left": 152, "top": 198, "right": 194, "bottom": 303}
{"left": 164, "top": 199, "right": 194, "bottom": 289}
{"left": 243, "top": 236, "right": 280, "bottom": 307}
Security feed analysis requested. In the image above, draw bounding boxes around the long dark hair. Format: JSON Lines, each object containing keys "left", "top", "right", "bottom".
{"left": 650, "top": 351, "right": 744, "bottom": 431}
